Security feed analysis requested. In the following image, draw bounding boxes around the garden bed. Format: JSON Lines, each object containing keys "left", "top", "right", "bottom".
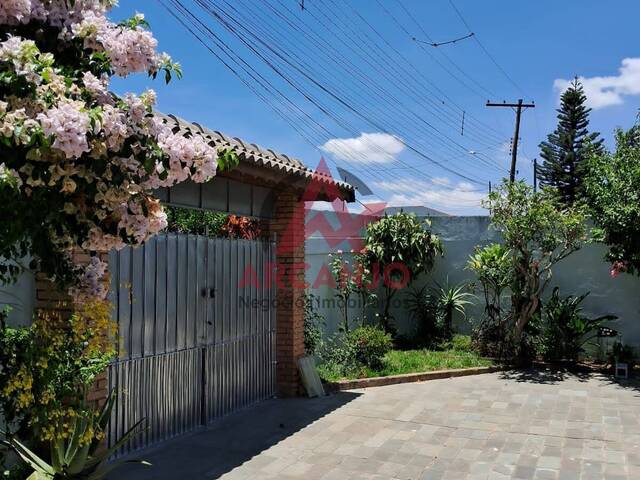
{"left": 317, "top": 349, "right": 495, "bottom": 383}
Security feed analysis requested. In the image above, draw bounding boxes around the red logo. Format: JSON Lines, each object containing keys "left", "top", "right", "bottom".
{"left": 240, "top": 158, "right": 386, "bottom": 289}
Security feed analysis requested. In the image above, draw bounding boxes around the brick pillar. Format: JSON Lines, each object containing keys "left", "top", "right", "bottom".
{"left": 269, "top": 190, "right": 306, "bottom": 397}
{"left": 35, "top": 250, "right": 110, "bottom": 409}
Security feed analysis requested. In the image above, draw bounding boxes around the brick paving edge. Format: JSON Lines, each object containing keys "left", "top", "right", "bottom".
{"left": 324, "top": 365, "right": 507, "bottom": 392}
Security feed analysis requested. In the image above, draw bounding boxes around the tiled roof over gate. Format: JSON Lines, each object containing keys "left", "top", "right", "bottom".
{"left": 157, "top": 113, "right": 354, "bottom": 195}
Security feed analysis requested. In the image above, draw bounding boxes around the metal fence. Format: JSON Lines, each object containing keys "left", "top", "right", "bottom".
{"left": 107, "top": 234, "right": 276, "bottom": 454}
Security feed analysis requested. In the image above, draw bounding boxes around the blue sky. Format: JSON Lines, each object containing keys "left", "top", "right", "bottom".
{"left": 112, "top": 1, "right": 640, "bottom": 215}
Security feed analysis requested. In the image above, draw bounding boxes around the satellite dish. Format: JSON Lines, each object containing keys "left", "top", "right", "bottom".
{"left": 336, "top": 166, "right": 374, "bottom": 196}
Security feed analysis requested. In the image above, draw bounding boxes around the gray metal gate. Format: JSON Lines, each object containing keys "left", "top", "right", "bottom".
{"left": 107, "top": 234, "right": 276, "bottom": 453}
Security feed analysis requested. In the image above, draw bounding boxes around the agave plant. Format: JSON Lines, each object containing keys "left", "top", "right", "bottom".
{"left": 433, "top": 280, "right": 475, "bottom": 338}
{"left": 1, "top": 392, "right": 148, "bottom": 480}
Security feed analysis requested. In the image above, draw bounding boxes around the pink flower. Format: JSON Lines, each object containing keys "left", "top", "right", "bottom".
{"left": 101, "top": 104, "right": 128, "bottom": 151}
{"left": 72, "top": 11, "right": 160, "bottom": 77}
{"left": 610, "top": 261, "right": 626, "bottom": 278}
{"left": 0, "top": 0, "right": 32, "bottom": 25}
{"left": 37, "top": 101, "right": 90, "bottom": 159}
{"left": 82, "top": 71, "right": 110, "bottom": 101}
{"left": 70, "top": 256, "right": 109, "bottom": 303}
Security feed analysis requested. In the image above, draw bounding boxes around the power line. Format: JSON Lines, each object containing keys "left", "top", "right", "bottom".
{"left": 391, "top": 0, "right": 497, "bottom": 101}
{"left": 414, "top": 32, "right": 475, "bottom": 48}
{"left": 236, "top": 0, "right": 505, "bottom": 163}
{"left": 325, "top": 0, "right": 508, "bottom": 143}
{"left": 163, "top": 0, "right": 489, "bottom": 214}
{"left": 195, "top": 0, "right": 497, "bottom": 185}
{"left": 447, "top": 0, "right": 525, "bottom": 96}
{"left": 304, "top": 0, "right": 505, "bottom": 149}
{"left": 164, "top": 0, "right": 492, "bottom": 211}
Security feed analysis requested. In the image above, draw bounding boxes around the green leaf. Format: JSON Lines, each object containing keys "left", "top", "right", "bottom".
{"left": 2, "top": 433, "right": 55, "bottom": 476}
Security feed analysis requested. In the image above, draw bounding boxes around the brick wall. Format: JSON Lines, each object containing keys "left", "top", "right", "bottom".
{"left": 269, "top": 190, "right": 306, "bottom": 397}
{"left": 35, "top": 250, "right": 110, "bottom": 409}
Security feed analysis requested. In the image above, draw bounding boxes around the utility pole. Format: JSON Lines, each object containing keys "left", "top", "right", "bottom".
{"left": 533, "top": 158, "right": 538, "bottom": 192}
{"left": 486, "top": 99, "right": 535, "bottom": 182}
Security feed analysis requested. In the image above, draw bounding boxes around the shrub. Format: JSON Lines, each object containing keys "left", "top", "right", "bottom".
{"left": 165, "top": 208, "right": 262, "bottom": 240}
{"left": 610, "top": 342, "right": 637, "bottom": 369}
{"left": 467, "top": 243, "right": 511, "bottom": 325}
{"left": 165, "top": 206, "right": 228, "bottom": 237}
{"left": 449, "top": 334, "right": 473, "bottom": 352}
{"left": 0, "top": 303, "right": 114, "bottom": 444}
{"left": 0, "top": 3, "right": 236, "bottom": 297}
{"left": 346, "top": 326, "right": 393, "bottom": 370}
{"left": 303, "top": 292, "right": 324, "bottom": 356}
{"left": 318, "top": 327, "right": 392, "bottom": 378}
{"left": 221, "top": 215, "right": 262, "bottom": 239}
{"left": 471, "top": 318, "right": 512, "bottom": 359}
{"left": 434, "top": 281, "right": 474, "bottom": 338}
{"left": 405, "top": 286, "right": 443, "bottom": 348}
{"left": 1, "top": 392, "right": 147, "bottom": 480}
{"left": 538, "top": 288, "right": 616, "bottom": 362}
{"left": 363, "top": 212, "right": 443, "bottom": 331}
{"left": 585, "top": 124, "right": 640, "bottom": 276}
{"left": 317, "top": 333, "right": 354, "bottom": 375}
{"left": 405, "top": 283, "right": 473, "bottom": 348}
{"left": 329, "top": 252, "right": 358, "bottom": 333}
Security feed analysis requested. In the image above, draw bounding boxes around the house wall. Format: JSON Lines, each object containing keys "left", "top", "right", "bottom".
{"left": 0, "top": 264, "right": 35, "bottom": 327}
{"left": 306, "top": 213, "right": 640, "bottom": 346}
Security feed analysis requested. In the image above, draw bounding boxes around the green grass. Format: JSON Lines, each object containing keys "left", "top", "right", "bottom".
{"left": 317, "top": 349, "right": 494, "bottom": 382}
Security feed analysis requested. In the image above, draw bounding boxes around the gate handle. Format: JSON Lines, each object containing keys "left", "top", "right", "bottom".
{"left": 201, "top": 288, "right": 216, "bottom": 299}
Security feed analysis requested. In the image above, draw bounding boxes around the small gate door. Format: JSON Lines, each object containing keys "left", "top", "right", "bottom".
{"left": 107, "top": 234, "right": 276, "bottom": 454}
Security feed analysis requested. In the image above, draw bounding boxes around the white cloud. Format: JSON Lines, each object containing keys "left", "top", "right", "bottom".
{"left": 373, "top": 177, "right": 487, "bottom": 214}
{"left": 554, "top": 58, "right": 640, "bottom": 110}
{"left": 320, "top": 132, "right": 404, "bottom": 164}
{"left": 430, "top": 176, "right": 451, "bottom": 187}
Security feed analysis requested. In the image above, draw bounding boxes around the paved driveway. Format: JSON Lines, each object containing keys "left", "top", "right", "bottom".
{"left": 119, "top": 371, "right": 640, "bottom": 479}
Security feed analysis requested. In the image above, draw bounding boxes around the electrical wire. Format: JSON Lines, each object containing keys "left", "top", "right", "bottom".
{"left": 163, "top": 0, "right": 491, "bottom": 210}
{"left": 196, "top": 0, "right": 495, "bottom": 185}
{"left": 386, "top": 0, "right": 496, "bottom": 100}
{"left": 447, "top": 0, "right": 525, "bottom": 97}
{"left": 232, "top": 0, "right": 508, "bottom": 172}
{"left": 163, "top": 0, "right": 489, "bottom": 213}
{"left": 325, "top": 0, "right": 508, "bottom": 143}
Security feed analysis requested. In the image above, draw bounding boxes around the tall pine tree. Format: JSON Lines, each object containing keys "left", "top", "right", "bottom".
{"left": 538, "top": 78, "right": 603, "bottom": 204}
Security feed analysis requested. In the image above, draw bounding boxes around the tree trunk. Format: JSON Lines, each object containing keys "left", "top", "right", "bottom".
{"left": 512, "top": 295, "right": 539, "bottom": 343}
{"left": 445, "top": 307, "right": 453, "bottom": 339}
{"left": 343, "top": 294, "right": 350, "bottom": 333}
{"left": 511, "top": 254, "right": 541, "bottom": 345}
{"left": 382, "top": 286, "right": 396, "bottom": 332}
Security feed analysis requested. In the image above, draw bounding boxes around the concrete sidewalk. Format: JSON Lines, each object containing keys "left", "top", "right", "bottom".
{"left": 118, "top": 371, "right": 640, "bottom": 479}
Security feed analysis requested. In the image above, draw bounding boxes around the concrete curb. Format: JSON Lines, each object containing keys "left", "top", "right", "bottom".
{"left": 324, "top": 365, "right": 506, "bottom": 392}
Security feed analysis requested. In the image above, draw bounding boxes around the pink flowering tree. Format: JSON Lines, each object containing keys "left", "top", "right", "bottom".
{"left": 0, "top": 1, "right": 238, "bottom": 473}
{"left": 0, "top": 0, "right": 233, "bottom": 301}
{"left": 585, "top": 124, "right": 640, "bottom": 278}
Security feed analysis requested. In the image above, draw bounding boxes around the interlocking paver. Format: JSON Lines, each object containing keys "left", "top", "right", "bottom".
{"left": 119, "top": 371, "right": 640, "bottom": 479}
